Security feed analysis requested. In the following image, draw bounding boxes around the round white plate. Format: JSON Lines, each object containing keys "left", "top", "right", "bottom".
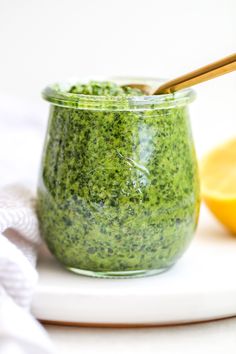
{"left": 32, "top": 206, "right": 236, "bottom": 326}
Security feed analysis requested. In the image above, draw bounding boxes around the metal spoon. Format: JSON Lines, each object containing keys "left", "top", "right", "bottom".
{"left": 122, "top": 53, "right": 236, "bottom": 95}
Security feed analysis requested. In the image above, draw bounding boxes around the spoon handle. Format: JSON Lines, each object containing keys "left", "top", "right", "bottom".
{"left": 153, "top": 53, "right": 236, "bottom": 95}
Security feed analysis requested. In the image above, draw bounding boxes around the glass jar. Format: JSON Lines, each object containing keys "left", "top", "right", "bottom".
{"left": 37, "top": 77, "right": 200, "bottom": 278}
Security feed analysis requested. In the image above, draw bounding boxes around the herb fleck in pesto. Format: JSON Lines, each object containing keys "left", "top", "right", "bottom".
{"left": 37, "top": 80, "right": 200, "bottom": 276}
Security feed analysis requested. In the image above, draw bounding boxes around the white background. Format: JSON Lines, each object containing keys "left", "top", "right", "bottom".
{"left": 0, "top": 1, "right": 236, "bottom": 353}
{"left": 0, "top": 0, "right": 236, "bottom": 158}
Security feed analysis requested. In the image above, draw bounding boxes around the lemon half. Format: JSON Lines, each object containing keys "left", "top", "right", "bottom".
{"left": 201, "top": 138, "right": 236, "bottom": 234}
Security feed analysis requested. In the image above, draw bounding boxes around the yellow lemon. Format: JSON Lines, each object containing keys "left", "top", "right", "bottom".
{"left": 200, "top": 138, "right": 236, "bottom": 234}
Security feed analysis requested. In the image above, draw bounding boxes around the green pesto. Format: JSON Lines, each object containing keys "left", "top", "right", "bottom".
{"left": 37, "top": 81, "right": 200, "bottom": 275}
{"left": 68, "top": 80, "right": 143, "bottom": 96}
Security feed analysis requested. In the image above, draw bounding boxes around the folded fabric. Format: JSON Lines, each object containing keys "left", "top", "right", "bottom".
{"left": 0, "top": 185, "right": 54, "bottom": 354}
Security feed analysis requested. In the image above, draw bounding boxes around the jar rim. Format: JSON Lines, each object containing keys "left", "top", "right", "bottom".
{"left": 42, "top": 76, "right": 196, "bottom": 111}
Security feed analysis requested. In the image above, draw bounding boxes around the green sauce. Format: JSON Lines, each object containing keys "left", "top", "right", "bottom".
{"left": 68, "top": 80, "right": 143, "bottom": 96}
{"left": 37, "top": 80, "right": 200, "bottom": 277}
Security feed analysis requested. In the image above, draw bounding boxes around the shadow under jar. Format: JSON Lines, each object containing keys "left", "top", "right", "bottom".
{"left": 37, "top": 78, "right": 200, "bottom": 278}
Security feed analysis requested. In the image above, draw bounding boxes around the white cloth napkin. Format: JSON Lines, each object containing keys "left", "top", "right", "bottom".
{"left": 0, "top": 185, "right": 54, "bottom": 354}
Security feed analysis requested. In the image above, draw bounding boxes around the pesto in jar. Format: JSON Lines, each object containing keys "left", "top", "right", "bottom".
{"left": 37, "top": 80, "right": 200, "bottom": 277}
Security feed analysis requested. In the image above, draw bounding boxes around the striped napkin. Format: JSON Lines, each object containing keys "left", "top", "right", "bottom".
{"left": 0, "top": 185, "right": 54, "bottom": 354}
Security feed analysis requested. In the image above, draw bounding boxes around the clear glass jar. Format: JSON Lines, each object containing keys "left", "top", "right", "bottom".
{"left": 37, "top": 77, "right": 200, "bottom": 278}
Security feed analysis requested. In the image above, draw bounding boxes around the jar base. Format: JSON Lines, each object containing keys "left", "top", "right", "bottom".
{"left": 66, "top": 266, "right": 170, "bottom": 279}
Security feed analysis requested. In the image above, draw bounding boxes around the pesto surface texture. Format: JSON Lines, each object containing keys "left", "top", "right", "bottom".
{"left": 37, "top": 80, "right": 200, "bottom": 276}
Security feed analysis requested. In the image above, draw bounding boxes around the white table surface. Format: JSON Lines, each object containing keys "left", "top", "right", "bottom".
{"left": 44, "top": 317, "right": 236, "bottom": 354}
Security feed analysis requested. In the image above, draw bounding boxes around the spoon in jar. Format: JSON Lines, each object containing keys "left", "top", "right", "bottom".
{"left": 122, "top": 53, "right": 236, "bottom": 95}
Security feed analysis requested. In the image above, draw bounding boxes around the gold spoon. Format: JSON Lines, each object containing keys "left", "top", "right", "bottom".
{"left": 123, "top": 53, "right": 236, "bottom": 95}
